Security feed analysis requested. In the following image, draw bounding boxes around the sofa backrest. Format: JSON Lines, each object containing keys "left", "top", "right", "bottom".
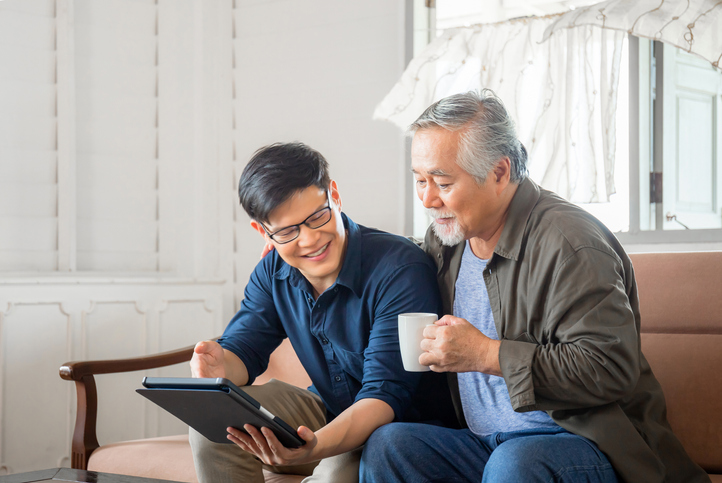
{"left": 630, "top": 251, "right": 722, "bottom": 474}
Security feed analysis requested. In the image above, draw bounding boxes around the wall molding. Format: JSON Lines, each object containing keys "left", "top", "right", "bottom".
{"left": 157, "top": 297, "right": 215, "bottom": 314}
{"left": 0, "top": 301, "right": 73, "bottom": 473}
{"left": 0, "top": 277, "right": 227, "bottom": 286}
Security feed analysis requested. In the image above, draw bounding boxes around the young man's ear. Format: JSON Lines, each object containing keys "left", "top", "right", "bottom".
{"left": 329, "top": 179, "right": 342, "bottom": 210}
{"left": 250, "top": 220, "right": 269, "bottom": 239}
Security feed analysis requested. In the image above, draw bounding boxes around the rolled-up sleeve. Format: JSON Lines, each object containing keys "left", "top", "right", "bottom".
{"left": 217, "top": 257, "right": 286, "bottom": 384}
{"left": 354, "top": 261, "right": 443, "bottom": 420}
{"left": 501, "top": 247, "right": 640, "bottom": 412}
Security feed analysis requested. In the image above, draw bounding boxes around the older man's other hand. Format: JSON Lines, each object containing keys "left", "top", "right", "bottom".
{"left": 419, "top": 315, "right": 502, "bottom": 376}
{"left": 260, "top": 242, "right": 274, "bottom": 259}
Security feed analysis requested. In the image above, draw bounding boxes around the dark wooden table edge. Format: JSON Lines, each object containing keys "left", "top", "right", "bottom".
{"left": 0, "top": 468, "right": 184, "bottom": 483}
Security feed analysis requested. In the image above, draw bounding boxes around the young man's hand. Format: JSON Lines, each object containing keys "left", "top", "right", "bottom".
{"left": 227, "top": 398, "right": 393, "bottom": 466}
{"left": 190, "top": 340, "right": 227, "bottom": 378}
{"left": 227, "top": 424, "right": 318, "bottom": 466}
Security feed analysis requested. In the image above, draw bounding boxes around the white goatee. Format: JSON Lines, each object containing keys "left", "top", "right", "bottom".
{"left": 426, "top": 209, "right": 465, "bottom": 246}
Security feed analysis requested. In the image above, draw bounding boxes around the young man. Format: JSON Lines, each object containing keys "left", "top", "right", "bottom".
{"left": 189, "top": 142, "right": 454, "bottom": 483}
{"left": 360, "top": 91, "right": 708, "bottom": 483}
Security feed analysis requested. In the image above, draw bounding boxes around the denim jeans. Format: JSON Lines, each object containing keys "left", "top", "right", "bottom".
{"left": 359, "top": 423, "right": 618, "bottom": 483}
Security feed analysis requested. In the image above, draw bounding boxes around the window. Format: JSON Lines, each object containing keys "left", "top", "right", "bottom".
{"left": 622, "top": 37, "right": 722, "bottom": 243}
{"left": 410, "top": 1, "right": 722, "bottom": 247}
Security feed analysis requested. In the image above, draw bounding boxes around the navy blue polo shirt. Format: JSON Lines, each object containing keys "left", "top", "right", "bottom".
{"left": 218, "top": 213, "right": 443, "bottom": 421}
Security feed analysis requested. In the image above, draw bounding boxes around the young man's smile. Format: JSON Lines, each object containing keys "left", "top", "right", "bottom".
{"left": 303, "top": 241, "right": 331, "bottom": 260}
{"left": 251, "top": 183, "right": 347, "bottom": 297}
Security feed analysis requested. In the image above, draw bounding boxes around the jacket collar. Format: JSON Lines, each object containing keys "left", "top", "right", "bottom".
{"left": 493, "top": 177, "right": 540, "bottom": 262}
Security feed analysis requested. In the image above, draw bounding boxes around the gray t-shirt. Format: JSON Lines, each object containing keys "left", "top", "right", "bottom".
{"left": 455, "top": 241, "right": 559, "bottom": 436}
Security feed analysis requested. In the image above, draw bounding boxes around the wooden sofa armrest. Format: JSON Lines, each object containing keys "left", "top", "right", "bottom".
{"left": 59, "top": 342, "right": 201, "bottom": 470}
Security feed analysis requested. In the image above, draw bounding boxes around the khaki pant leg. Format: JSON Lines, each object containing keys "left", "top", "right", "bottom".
{"left": 190, "top": 379, "right": 327, "bottom": 483}
{"left": 301, "top": 446, "right": 362, "bottom": 483}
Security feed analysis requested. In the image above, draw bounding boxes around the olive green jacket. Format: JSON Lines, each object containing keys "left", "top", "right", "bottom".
{"left": 424, "top": 178, "right": 708, "bottom": 483}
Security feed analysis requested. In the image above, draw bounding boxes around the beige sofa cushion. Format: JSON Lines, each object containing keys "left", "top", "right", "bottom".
{"left": 88, "top": 434, "right": 305, "bottom": 483}
{"left": 88, "top": 435, "right": 197, "bottom": 482}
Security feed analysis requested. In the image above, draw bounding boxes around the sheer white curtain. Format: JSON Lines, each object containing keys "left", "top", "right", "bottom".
{"left": 375, "top": 16, "right": 624, "bottom": 203}
{"left": 543, "top": 0, "right": 722, "bottom": 70}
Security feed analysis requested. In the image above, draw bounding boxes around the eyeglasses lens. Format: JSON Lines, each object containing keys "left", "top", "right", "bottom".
{"left": 273, "top": 207, "right": 332, "bottom": 244}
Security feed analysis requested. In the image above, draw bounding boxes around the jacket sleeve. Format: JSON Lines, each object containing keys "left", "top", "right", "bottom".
{"left": 499, "top": 247, "right": 641, "bottom": 412}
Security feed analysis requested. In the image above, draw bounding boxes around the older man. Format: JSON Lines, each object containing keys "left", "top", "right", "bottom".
{"left": 359, "top": 91, "right": 708, "bottom": 483}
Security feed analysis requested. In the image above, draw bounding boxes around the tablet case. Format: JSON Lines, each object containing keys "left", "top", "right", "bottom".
{"left": 137, "top": 377, "right": 305, "bottom": 448}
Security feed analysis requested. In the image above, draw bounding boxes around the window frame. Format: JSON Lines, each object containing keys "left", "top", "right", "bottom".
{"left": 617, "top": 35, "right": 722, "bottom": 248}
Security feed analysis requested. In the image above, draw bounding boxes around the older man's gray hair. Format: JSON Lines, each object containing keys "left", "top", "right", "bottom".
{"left": 409, "top": 89, "right": 528, "bottom": 184}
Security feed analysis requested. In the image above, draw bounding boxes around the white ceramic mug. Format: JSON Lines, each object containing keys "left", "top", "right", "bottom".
{"left": 398, "top": 313, "right": 437, "bottom": 372}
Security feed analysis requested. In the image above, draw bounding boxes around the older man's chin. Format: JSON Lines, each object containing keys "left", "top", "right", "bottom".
{"left": 432, "top": 222, "right": 466, "bottom": 247}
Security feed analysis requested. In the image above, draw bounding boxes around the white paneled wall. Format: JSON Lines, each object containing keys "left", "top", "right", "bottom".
{"left": 0, "top": 0, "right": 235, "bottom": 474}
{"left": 0, "top": 281, "right": 224, "bottom": 474}
{"left": 0, "top": 0, "right": 408, "bottom": 474}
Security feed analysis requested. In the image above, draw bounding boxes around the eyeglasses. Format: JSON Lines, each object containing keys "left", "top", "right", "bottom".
{"left": 261, "top": 192, "right": 333, "bottom": 244}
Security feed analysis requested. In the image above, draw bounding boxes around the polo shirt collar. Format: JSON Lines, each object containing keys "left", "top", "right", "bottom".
{"left": 274, "top": 258, "right": 293, "bottom": 280}
{"left": 335, "top": 213, "right": 363, "bottom": 297}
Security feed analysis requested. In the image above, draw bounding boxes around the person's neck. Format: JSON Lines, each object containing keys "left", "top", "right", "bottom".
{"left": 307, "top": 270, "right": 337, "bottom": 300}
{"left": 468, "top": 237, "right": 497, "bottom": 260}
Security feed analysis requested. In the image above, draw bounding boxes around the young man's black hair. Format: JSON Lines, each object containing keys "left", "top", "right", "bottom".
{"left": 238, "top": 142, "right": 331, "bottom": 224}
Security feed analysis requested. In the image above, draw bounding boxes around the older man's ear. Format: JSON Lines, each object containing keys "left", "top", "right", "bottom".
{"left": 492, "top": 157, "right": 512, "bottom": 189}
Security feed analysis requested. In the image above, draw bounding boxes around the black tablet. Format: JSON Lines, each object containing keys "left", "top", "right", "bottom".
{"left": 137, "top": 377, "right": 305, "bottom": 448}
